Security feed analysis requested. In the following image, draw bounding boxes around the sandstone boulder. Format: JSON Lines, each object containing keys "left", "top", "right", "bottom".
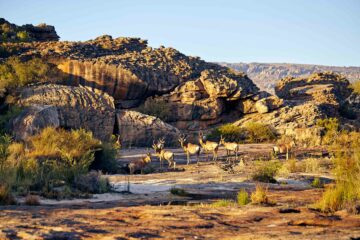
{"left": 9, "top": 105, "right": 60, "bottom": 141}
{"left": 16, "top": 84, "right": 115, "bottom": 141}
{"left": 199, "top": 69, "right": 259, "bottom": 100}
{"left": 116, "top": 110, "right": 180, "bottom": 147}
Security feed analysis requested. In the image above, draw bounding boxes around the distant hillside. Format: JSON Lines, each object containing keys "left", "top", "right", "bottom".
{"left": 219, "top": 62, "right": 360, "bottom": 93}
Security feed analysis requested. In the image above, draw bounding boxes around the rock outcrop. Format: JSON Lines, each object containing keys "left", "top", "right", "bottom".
{"left": 116, "top": 110, "right": 180, "bottom": 147}
{"left": 0, "top": 18, "right": 59, "bottom": 42}
{"left": 9, "top": 105, "right": 60, "bottom": 140}
{"left": 220, "top": 62, "right": 360, "bottom": 93}
{"left": 14, "top": 84, "right": 115, "bottom": 141}
{"left": 2, "top": 35, "right": 259, "bottom": 106}
{"left": 275, "top": 72, "right": 352, "bottom": 116}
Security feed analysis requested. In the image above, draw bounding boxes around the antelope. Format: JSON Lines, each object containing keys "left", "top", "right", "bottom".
{"left": 128, "top": 152, "right": 152, "bottom": 174}
{"left": 152, "top": 138, "right": 176, "bottom": 169}
{"left": 198, "top": 132, "right": 219, "bottom": 161}
{"left": 273, "top": 140, "right": 296, "bottom": 160}
{"left": 178, "top": 134, "right": 201, "bottom": 165}
{"left": 219, "top": 135, "right": 240, "bottom": 162}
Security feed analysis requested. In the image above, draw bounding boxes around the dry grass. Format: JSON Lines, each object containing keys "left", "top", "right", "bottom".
{"left": 251, "top": 184, "right": 269, "bottom": 205}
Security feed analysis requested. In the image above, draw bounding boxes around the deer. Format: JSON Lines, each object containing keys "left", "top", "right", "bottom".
{"left": 198, "top": 132, "right": 219, "bottom": 162}
{"left": 219, "top": 135, "right": 240, "bottom": 162}
{"left": 128, "top": 152, "right": 152, "bottom": 174}
{"left": 152, "top": 138, "right": 176, "bottom": 169}
{"left": 178, "top": 134, "right": 201, "bottom": 165}
{"left": 273, "top": 140, "right": 296, "bottom": 160}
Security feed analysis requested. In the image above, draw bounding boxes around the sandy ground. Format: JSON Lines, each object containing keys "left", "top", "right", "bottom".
{"left": 1, "top": 144, "right": 360, "bottom": 239}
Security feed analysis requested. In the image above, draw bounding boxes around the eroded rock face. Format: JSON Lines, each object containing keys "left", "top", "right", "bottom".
{"left": 116, "top": 110, "right": 180, "bottom": 147}
{"left": 16, "top": 84, "right": 115, "bottom": 141}
{"left": 3, "top": 36, "right": 259, "bottom": 106}
{"left": 234, "top": 103, "right": 326, "bottom": 145}
{"left": 9, "top": 105, "right": 60, "bottom": 141}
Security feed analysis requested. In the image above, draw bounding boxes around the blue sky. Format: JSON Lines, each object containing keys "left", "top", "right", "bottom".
{"left": 1, "top": 0, "right": 359, "bottom": 66}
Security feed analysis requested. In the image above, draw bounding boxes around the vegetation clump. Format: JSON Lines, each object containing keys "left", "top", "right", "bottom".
{"left": 0, "top": 56, "right": 63, "bottom": 91}
{"left": 0, "top": 127, "right": 117, "bottom": 204}
{"left": 351, "top": 80, "right": 360, "bottom": 94}
{"left": 252, "top": 160, "right": 281, "bottom": 183}
{"left": 251, "top": 184, "right": 269, "bottom": 205}
{"left": 237, "top": 189, "right": 250, "bottom": 206}
{"left": 137, "top": 98, "right": 172, "bottom": 122}
{"left": 316, "top": 131, "right": 360, "bottom": 212}
{"left": 208, "top": 122, "right": 276, "bottom": 143}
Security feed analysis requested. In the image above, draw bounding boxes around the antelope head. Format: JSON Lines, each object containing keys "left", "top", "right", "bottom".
{"left": 178, "top": 134, "right": 186, "bottom": 145}
{"left": 219, "top": 135, "right": 225, "bottom": 145}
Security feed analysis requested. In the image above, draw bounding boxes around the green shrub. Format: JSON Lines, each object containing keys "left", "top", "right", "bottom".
{"left": 170, "top": 187, "right": 188, "bottom": 196}
{"left": 0, "top": 57, "right": 63, "bottom": 91}
{"left": 208, "top": 122, "right": 276, "bottom": 143}
{"left": 137, "top": 98, "right": 171, "bottom": 121}
{"left": 244, "top": 122, "right": 276, "bottom": 143}
{"left": 237, "top": 189, "right": 250, "bottom": 205}
{"left": 351, "top": 80, "right": 360, "bottom": 94}
{"left": 311, "top": 178, "right": 323, "bottom": 188}
{"left": 252, "top": 160, "right": 282, "bottom": 183}
{"left": 91, "top": 135, "right": 120, "bottom": 173}
{"left": 251, "top": 184, "right": 269, "bottom": 205}
{"left": 207, "top": 124, "right": 246, "bottom": 142}
{"left": 16, "top": 31, "right": 30, "bottom": 42}
{"left": 28, "top": 127, "right": 100, "bottom": 159}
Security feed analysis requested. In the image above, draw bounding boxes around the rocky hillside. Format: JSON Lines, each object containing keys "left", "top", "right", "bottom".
{"left": 1, "top": 19, "right": 359, "bottom": 146}
{"left": 219, "top": 62, "right": 360, "bottom": 93}
{"left": 0, "top": 18, "right": 59, "bottom": 42}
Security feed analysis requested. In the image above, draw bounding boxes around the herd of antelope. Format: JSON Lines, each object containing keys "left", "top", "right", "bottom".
{"left": 127, "top": 132, "right": 297, "bottom": 174}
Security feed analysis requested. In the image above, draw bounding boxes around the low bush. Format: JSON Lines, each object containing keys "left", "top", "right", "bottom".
{"left": 252, "top": 160, "right": 282, "bottom": 183}
{"left": 207, "top": 124, "right": 246, "bottom": 142}
{"left": 351, "top": 80, "right": 360, "bottom": 94}
{"left": 208, "top": 122, "right": 276, "bottom": 143}
{"left": 74, "top": 171, "right": 110, "bottom": 194}
{"left": 251, "top": 184, "right": 269, "bottom": 205}
{"left": 237, "top": 189, "right": 250, "bottom": 206}
{"left": 137, "top": 97, "right": 171, "bottom": 121}
{"left": 91, "top": 135, "right": 120, "bottom": 174}
{"left": 25, "top": 194, "right": 40, "bottom": 205}
{"left": 244, "top": 122, "right": 276, "bottom": 143}
{"left": 311, "top": 178, "right": 323, "bottom": 188}
{"left": 170, "top": 187, "right": 188, "bottom": 197}
{"left": 0, "top": 56, "right": 63, "bottom": 91}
